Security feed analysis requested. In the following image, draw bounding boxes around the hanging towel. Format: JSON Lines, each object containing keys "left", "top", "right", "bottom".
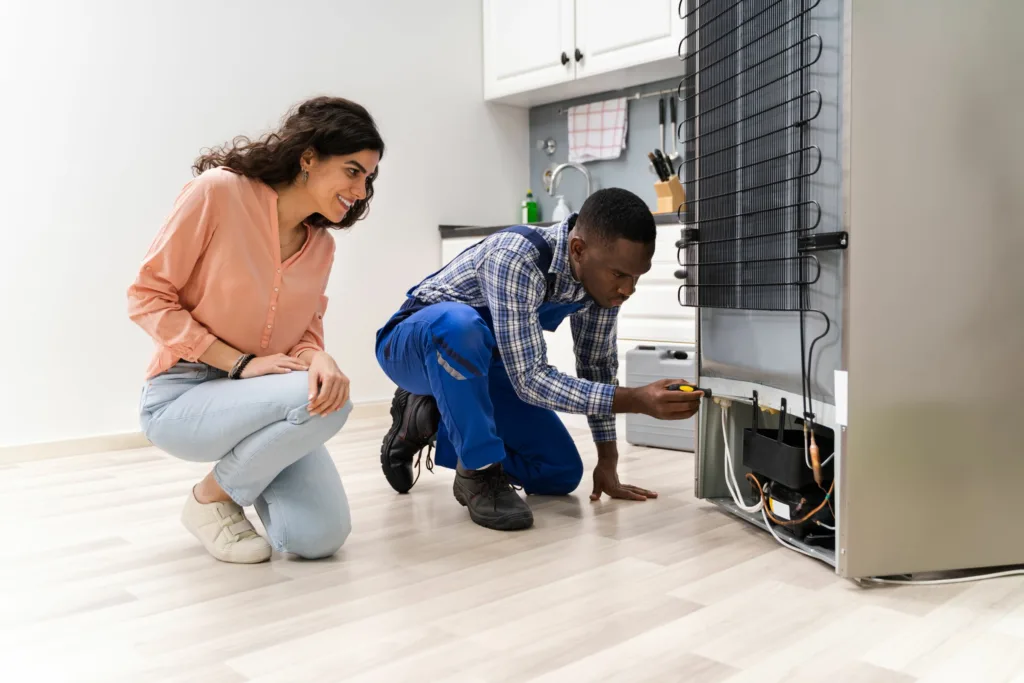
{"left": 567, "top": 97, "right": 628, "bottom": 163}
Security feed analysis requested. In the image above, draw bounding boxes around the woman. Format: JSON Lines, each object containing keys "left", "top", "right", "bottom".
{"left": 128, "top": 96, "right": 384, "bottom": 563}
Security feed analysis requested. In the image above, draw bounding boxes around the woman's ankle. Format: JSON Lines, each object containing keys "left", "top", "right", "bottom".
{"left": 193, "top": 473, "right": 232, "bottom": 504}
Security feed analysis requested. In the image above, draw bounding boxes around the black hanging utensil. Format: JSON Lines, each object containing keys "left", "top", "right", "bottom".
{"left": 658, "top": 97, "right": 666, "bottom": 156}
{"left": 667, "top": 97, "right": 681, "bottom": 169}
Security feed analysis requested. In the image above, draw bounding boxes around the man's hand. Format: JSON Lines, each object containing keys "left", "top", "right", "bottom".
{"left": 590, "top": 449, "right": 658, "bottom": 502}
{"left": 304, "top": 351, "right": 350, "bottom": 416}
{"left": 613, "top": 379, "right": 702, "bottom": 420}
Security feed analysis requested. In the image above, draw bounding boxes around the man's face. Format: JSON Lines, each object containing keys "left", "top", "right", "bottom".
{"left": 570, "top": 235, "right": 654, "bottom": 308}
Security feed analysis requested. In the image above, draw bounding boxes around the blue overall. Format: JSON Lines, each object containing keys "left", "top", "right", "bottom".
{"left": 375, "top": 226, "right": 585, "bottom": 495}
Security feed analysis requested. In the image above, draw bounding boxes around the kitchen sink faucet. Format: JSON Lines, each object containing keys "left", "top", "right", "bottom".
{"left": 548, "top": 162, "right": 592, "bottom": 201}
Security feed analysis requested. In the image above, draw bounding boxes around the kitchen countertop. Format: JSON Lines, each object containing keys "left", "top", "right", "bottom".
{"left": 439, "top": 212, "right": 683, "bottom": 240}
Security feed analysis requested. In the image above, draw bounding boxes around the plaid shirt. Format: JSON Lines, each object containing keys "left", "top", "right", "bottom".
{"left": 413, "top": 215, "right": 618, "bottom": 443}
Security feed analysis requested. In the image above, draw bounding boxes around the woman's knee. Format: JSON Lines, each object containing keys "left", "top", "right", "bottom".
{"left": 255, "top": 447, "right": 351, "bottom": 559}
{"left": 228, "top": 369, "right": 345, "bottom": 420}
{"left": 291, "top": 396, "right": 352, "bottom": 444}
{"left": 284, "top": 514, "right": 352, "bottom": 560}
{"left": 321, "top": 399, "right": 353, "bottom": 434}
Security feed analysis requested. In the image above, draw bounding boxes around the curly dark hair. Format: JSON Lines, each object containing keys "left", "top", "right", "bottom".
{"left": 193, "top": 96, "right": 385, "bottom": 229}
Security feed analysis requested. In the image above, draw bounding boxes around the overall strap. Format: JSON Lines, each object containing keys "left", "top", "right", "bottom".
{"left": 385, "top": 224, "right": 560, "bottom": 344}
{"left": 499, "top": 224, "right": 556, "bottom": 287}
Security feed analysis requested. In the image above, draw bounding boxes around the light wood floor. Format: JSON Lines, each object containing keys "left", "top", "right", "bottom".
{"left": 3, "top": 411, "right": 1024, "bottom": 682}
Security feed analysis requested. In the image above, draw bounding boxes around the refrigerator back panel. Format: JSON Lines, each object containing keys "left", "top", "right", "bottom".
{"left": 678, "top": 0, "right": 845, "bottom": 404}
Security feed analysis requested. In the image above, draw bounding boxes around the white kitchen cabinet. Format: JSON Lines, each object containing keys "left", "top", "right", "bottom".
{"left": 575, "top": 0, "right": 686, "bottom": 79}
{"left": 483, "top": 0, "right": 575, "bottom": 101}
{"left": 440, "top": 235, "right": 481, "bottom": 265}
{"left": 483, "top": 0, "right": 687, "bottom": 107}
{"left": 616, "top": 221, "right": 695, "bottom": 344}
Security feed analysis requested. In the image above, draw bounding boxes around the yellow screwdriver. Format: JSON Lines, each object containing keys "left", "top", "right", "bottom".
{"left": 666, "top": 383, "right": 712, "bottom": 398}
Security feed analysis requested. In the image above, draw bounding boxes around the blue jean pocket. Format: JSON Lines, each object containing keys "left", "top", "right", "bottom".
{"left": 161, "top": 361, "right": 210, "bottom": 381}
{"left": 139, "top": 362, "right": 212, "bottom": 427}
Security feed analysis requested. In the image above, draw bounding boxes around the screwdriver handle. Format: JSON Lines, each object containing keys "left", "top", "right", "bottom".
{"left": 666, "top": 384, "right": 712, "bottom": 398}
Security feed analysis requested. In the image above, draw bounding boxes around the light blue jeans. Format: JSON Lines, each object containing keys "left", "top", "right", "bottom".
{"left": 139, "top": 361, "right": 353, "bottom": 559}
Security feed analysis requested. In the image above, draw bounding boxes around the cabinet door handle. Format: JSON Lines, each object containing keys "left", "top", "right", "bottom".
{"left": 574, "top": 48, "right": 583, "bottom": 62}
{"left": 561, "top": 51, "right": 570, "bottom": 66}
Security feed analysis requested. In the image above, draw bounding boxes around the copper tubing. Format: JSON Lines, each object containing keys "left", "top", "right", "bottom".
{"left": 809, "top": 431, "right": 822, "bottom": 486}
{"left": 746, "top": 473, "right": 833, "bottom": 527}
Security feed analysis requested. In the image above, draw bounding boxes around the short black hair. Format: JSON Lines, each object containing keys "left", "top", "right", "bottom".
{"left": 575, "top": 188, "right": 656, "bottom": 244}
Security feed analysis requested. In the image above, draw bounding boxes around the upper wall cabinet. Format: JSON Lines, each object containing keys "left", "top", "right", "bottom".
{"left": 482, "top": 0, "right": 576, "bottom": 97}
{"left": 575, "top": 0, "right": 684, "bottom": 77}
{"left": 483, "top": 0, "right": 687, "bottom": 107}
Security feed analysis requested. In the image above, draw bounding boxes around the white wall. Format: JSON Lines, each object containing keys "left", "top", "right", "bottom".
{"left": 0, "top": 0, "right": 529, "bottom": 448}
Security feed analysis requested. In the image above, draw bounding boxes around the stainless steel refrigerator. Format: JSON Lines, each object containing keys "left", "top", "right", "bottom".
{"left": 679, "top": 0, "right": 1024, "bottom": 579}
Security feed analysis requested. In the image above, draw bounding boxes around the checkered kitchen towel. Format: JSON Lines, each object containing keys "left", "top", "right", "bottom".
{"left": 567, "top": 97, "right": 628, "bottom": 163}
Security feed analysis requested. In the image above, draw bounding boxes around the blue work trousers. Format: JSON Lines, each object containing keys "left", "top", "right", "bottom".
{"left": 375, "top": 302, "right": 583, "bottom": 495}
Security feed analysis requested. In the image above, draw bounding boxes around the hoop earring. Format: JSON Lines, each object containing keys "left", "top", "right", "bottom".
{"left": 301, "top": 169, "right": 309, "bottom": 183}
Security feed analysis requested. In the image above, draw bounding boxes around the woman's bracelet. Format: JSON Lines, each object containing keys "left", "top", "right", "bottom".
{"left": 229, "top": 353, "right": 256, "bottom": 379}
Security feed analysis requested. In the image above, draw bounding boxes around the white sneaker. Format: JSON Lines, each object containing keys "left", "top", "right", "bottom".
{"left": 180, "top": 490, "right": 272, "bottom": 564}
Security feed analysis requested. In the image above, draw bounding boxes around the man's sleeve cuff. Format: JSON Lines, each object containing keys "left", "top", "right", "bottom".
{"left": 588, "top": 416, "right": 617, "bottom": 443}
{"left": 585, "top": 382, "right": 616, "bottom": 416}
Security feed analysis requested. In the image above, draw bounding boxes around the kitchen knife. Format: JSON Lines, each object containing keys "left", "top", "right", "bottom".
{"left": 650, "top": 151, "right": 669, "bottom": 181}
{"left": 648, "top": 152, "right": 667, "bottom": 182}
{"left": 653, "top": 149, "right": 672, "bottom": 180}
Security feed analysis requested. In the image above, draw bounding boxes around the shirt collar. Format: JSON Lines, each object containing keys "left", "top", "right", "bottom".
{"left": 550, "top": 213, "right": 579, "bottom": 282}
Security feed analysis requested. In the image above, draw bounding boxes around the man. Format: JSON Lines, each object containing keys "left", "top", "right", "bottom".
{"left": 374, "top": 188, "right": 702, "bottom": 531}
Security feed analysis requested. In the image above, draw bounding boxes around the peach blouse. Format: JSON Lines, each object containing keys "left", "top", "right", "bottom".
{"left": 128, "top": 168, "right": 335, "bottom": 379}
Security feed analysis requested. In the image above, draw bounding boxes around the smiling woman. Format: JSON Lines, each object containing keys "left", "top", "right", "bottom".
{"left": 192, "top": 96, "right": 383, "bottom": 230}
{"left": 126, "top": 96, "right": 385, "bottom": 564}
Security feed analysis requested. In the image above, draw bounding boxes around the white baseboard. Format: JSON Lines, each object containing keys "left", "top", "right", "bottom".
{"left": 348, "top": 400, "right": 391, "bottom": 420}
{"left": 0, "top": 400, "right": 393, "bottom": 465}
{"left": 0, "top": 431, "right": 152, "bottom": 465}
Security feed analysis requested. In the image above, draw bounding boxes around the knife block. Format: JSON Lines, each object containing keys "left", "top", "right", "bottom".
{"left": 654, "top": 176, "right": 686, "bottom": 214}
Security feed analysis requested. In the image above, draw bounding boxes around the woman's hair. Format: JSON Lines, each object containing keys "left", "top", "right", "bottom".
{"left": 193, "top": 96, "right": 385, "bottom": 229}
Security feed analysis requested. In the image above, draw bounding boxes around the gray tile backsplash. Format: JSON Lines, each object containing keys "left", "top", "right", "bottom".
{"left": 527, "top": 76, "right": 686, "bottom": 221}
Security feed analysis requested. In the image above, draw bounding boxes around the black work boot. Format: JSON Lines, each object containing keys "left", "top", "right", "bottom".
{"left": 380, "top": 389, "right": 440, "bottom": 494}
{"left": 453, "top": 462, "right": 534, "bottom": 531}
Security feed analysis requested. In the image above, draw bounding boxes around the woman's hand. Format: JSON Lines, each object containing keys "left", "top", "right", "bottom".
{"left": 239, "top": 353, "right": 309, "bottom": 379}
{"left": 305, "top": 351, "right": 350, "bottom": 416}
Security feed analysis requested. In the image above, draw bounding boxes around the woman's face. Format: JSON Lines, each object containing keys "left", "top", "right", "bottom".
{"left": 304, "top": 149, "right": 381, "bottom": 223}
